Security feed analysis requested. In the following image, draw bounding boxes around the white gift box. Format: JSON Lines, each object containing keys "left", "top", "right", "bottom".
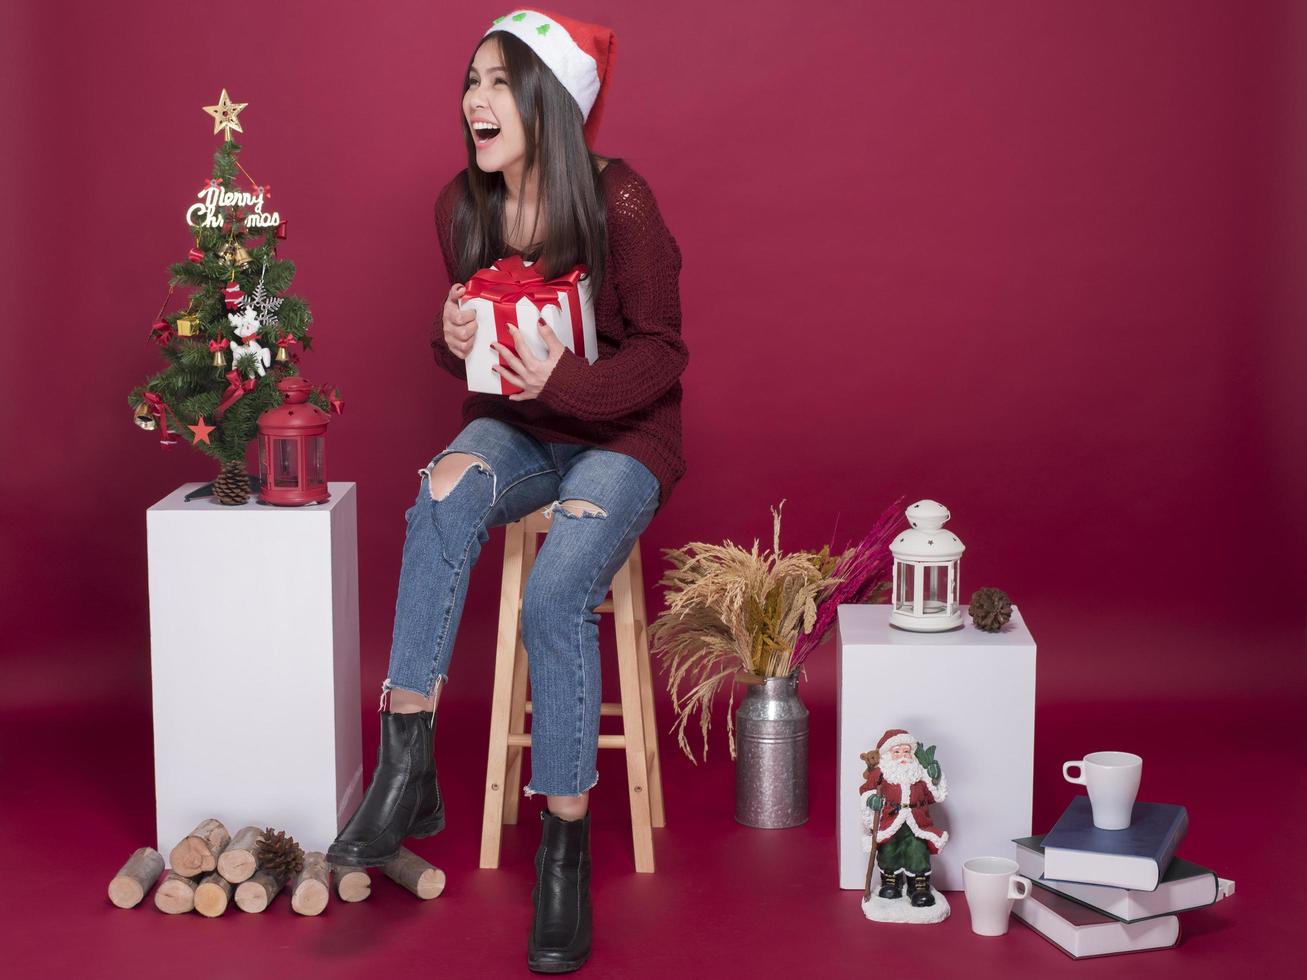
{"left": 460, "top": 256, "right": 598, "bottom": 395}
{"left": 835, "top": 603, "right": 1037, "bottom": 891}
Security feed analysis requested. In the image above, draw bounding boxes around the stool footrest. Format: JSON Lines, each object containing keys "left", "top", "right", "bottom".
{"left": 506, "top": 732, "right": 627, "bottom": 750}
{"left": 525, "top": 700, "right": 622, "bottom": 717}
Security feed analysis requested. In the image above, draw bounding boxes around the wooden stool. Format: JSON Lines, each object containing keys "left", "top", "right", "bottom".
{"left": 480, "top": 507, "right": 666, "bottom": 873}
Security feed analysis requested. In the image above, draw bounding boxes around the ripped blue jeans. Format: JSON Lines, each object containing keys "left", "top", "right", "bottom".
{"left": 382, "top": 416, "right": 660, "bottom": 798}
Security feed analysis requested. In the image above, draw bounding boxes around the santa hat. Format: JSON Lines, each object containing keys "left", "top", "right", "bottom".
{"left": 483, "top": 8, "right": 616, "bottom": 147}
{"left": 877, "top": 729, "right": 917, "bottom": 754}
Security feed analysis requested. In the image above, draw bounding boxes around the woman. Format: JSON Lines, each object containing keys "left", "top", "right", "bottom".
{"left": 327, "top": 7, "right": 687, "bottom": 974}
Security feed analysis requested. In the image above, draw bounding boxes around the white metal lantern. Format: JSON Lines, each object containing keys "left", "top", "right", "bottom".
{"left": 889, "top": 499, "right": 966, "bottom": 632}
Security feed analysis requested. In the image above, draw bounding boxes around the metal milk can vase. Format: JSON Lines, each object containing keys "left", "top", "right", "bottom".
{"left": 734, "top": 670, "right": 809, "bottom": 828}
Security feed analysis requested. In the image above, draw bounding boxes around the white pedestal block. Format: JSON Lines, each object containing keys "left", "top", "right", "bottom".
{"left": 836, "top": 604, "right": 1036, "bottom": 892}
{"left": 147, "top": 482, "right": 363, "bottom": 856}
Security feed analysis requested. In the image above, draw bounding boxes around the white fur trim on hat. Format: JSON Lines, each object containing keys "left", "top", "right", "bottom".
{"left": 878, "top": 731, "right": 917, "bottom": 753}
{"left": 485, "top": 10, "right": 601, "bottom": 120}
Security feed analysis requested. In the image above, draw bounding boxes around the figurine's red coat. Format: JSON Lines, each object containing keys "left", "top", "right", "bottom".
{"left": 859, "top": 768, "right": 949, "bottom": 852}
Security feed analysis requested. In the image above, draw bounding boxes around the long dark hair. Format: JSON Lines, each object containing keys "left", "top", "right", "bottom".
{"left": 451, "top": 31, "right": 607, "bottom": 297}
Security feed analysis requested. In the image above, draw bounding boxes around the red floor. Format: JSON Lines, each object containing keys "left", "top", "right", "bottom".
{"left": 3, "top": 614, "right": 1302, "bottom": 979}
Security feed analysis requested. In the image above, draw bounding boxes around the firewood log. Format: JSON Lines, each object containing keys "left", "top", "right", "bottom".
{"left": 154, "top": 870, "right": 199, "bottom": 914}
{"left": 108, "top": 846, "right": 164, "bottom": 909}
{"left": 234, "top": 869, "right": 285, "bottom": 913}
{"left": 168, "top": 818, "right": 231, "bottom": 877}
{"left": 195, "top": 871, "right": 233, "bottom": 917}
{"left": 291, "top": 851, "right": 330, "bottom": 916}
{"left": 216, "top": 826, "right": 261, "bottom": 883}
{"left": 332, "top": 864, "right": 371, "bottom": 902}
{"left": 382, "top": 848, "right": 445, "bottom": 900}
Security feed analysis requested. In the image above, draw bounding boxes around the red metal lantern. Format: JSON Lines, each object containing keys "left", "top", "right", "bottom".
{"left": 258, "top": 376, "right": 331, "bottom": 505}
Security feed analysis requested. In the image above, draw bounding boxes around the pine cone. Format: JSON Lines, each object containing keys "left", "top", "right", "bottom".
{"left": 255, "top": 827, "right": 305, "bottom": 882}
{"left": 968, "top": 587, "right": 1013, "bottom": 632}
{"left": 212, "top": 458, "right": 251, "bottom": 506}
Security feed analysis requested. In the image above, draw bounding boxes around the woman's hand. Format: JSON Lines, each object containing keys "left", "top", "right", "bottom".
{"left": 442, "top": 283, "right": 477, "bottom": 359}
{"left": 491, "top": 318, "right": 565, "bottom": 401}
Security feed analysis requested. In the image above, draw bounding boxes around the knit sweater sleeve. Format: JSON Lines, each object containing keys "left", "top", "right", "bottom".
{"left": 430, "top": 175, "right": 469, "bottom": 380}
{"left": 537, "top": 165, "right": 687, "bottom": 421}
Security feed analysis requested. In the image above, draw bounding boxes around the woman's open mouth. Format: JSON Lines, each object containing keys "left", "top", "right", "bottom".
{"left": 472, "top": 122, "right": 501, "bottom": 148}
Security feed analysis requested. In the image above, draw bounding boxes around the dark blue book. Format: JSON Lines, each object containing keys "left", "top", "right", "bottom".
{"left": 1040, "top": 798, "right": 1188, "bottom": 891}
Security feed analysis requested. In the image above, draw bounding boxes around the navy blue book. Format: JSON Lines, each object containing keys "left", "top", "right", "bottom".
{"left": 1040, "top": 798, "right": 1188, "bottom": 891}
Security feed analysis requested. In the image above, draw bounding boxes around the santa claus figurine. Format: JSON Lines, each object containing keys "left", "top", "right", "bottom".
{"left": 859, "top": 728, "right": 949, "bottom": 908}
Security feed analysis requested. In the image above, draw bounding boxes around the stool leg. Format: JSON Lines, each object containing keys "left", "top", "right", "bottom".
{"left": 481, "top": 520, "right": 527, "bottom": 869}
{"left": 629, "top": 541, "right": 666, "bottom": 827}
{"left": 611, "top": 556, "right": 656, "bottom": 873}
{"left": 503, "top": 532, "right": 538, "bottom": 825}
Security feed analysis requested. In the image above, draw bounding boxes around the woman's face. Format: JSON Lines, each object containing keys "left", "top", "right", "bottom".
{"left": 464, "top": 39, "right": 526, "bottom": 174}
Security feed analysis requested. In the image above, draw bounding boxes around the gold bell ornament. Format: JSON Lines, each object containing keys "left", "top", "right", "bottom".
{"left": 220, "top": 241, "right": 252, "bottom": 268}
{"left": 133, "top": 402, "right": 157, "bottom": 431}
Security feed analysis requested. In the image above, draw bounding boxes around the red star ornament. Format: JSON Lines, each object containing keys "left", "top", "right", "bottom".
{"left": 188, "top": 416, "right": 216, "bottom": 445}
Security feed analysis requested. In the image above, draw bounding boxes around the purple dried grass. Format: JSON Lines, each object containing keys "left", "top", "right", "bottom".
{"left": 791, "top": 497, "right": 904, "bottom": 667}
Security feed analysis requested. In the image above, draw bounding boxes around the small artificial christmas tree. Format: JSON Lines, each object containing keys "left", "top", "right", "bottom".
{"left": 129, "top": 89, "right": 340, "bottom": 505}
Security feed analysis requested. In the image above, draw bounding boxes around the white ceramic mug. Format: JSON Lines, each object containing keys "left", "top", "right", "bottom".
{"left": 963, "top": 856, "right": 1031, "bottom": 936}
{"left": 1062, "top": 751, "right": 1143, "bottom": 830}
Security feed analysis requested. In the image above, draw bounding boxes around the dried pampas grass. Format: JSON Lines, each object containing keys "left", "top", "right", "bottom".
{"left": 649, "top": 498, "right": 900, "bottom": 763}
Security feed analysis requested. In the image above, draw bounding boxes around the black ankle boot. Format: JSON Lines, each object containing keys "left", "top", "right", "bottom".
{"left": 877, "top": 868, "right": 904, "bottom": 899}
{"left": 527, "top": 810, "right": 592, "bottom": 974}
{"left": 326, "top": 708, "right": 444, "bottom": 867}
{"left": 909, "top": 871, "right": 936, "bottom": 907}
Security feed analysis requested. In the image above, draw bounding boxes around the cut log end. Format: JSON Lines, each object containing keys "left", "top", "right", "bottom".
{"left": 291, "top": 851, "right": 330, "bottom": 916}
{"left": 333, "top": 865, "right": 371, "bottom": 902}
{"left": 382, "top": 848, "right": 446, "bottom": 900}
{"left": 108, "top": 847, "right": 164, "bottom": 909}
{"left": 195, "top": 872, "right": 233, "bottom": 917}
{"left": 234, "top": 869, "right": 284, "bottom": 913}
{"left": 216, "top": 826, "right": 261, "bottom": 883}
{"left": 169, "top": 818, "right": 231, "bottom": 877}
{"left": 154, "top": 870, "right": 199, "bottom": 915}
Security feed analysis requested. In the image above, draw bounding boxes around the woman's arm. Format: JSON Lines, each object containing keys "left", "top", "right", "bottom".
{"left": 430, "top": 177, "right": 469, "bottom": 380}
{"left": 537, "top": 167, "right": 688, "bottom": 422}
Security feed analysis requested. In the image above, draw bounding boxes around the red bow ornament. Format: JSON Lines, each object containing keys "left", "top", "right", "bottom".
{"left": 215, "top": 369, "right": 256, "bottom": 418}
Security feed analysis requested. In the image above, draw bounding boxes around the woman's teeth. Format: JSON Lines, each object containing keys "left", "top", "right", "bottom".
{"left": 473, "top": 122, "right": 501, "bottom": 144}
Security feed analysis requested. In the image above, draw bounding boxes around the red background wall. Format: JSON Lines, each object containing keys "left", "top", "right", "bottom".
{"left": 2, "top": 1, "right": 1304, "bottom": 974}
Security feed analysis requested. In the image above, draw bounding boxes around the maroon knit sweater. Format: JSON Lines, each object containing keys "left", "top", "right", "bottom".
{"left": 430, "top": 158, "right": 687, "bottom": 514}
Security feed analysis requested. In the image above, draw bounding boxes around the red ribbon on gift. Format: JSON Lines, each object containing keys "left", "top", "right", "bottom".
{"left": 463, "top": 254, "right": 587, "bottom": 394}
{"left": 142, "top": 391, "right": 180, "bottom": 448}
{"left": 216, "top": 369, "right": 256, "bottom": 418}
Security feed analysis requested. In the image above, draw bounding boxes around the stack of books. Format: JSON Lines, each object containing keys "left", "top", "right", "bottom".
{"left": 1012, "top": 797, "right": 1234, "bottom": 959}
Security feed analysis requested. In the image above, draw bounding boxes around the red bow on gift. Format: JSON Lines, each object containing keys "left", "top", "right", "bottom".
{"left": 215, "top": 369, "right": 256, "bottom": 418}
{"left": 142, "top": 391, "right": 180, "bottom": 448}
{"left": 463, "top": 255, "right": 588, "bottom": 394}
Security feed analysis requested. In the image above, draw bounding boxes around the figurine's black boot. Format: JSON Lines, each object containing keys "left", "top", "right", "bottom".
{"left": 528, "top": 810, "right": 593, "bottom": 974}
{"left": 877, "top": 868, "right": 904, "bottom": 899}
{"left": 909, "top": 871, "right": 935, "bottom": 907}
{"left": 326, "top": 708, "right": 444, "bottom": 867}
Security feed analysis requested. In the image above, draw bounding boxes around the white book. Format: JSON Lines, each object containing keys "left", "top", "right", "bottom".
{"left": 1014, "top": 885, "right": 1181, "bottom": 959}
{"left": 1015, "top": 836, "right": 1235, "bottom": 923}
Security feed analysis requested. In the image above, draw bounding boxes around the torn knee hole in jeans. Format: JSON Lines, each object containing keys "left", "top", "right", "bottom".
{"left": 421, "top": 453, "right": 496, "bottom": 502}
{"left": 545, "top": 498, "right": 608, "bottom": 520}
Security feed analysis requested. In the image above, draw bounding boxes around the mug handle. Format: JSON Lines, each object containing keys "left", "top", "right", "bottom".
{"left": 1008, "top": 875, "right": 1032, "bottom": 901}
{"left": 1062, "top": 760, "right": 1086, "bottom": 785}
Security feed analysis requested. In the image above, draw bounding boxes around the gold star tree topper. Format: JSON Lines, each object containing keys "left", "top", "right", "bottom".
{"left": 203, "top": 89, "right": 248, "bottom": 140}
